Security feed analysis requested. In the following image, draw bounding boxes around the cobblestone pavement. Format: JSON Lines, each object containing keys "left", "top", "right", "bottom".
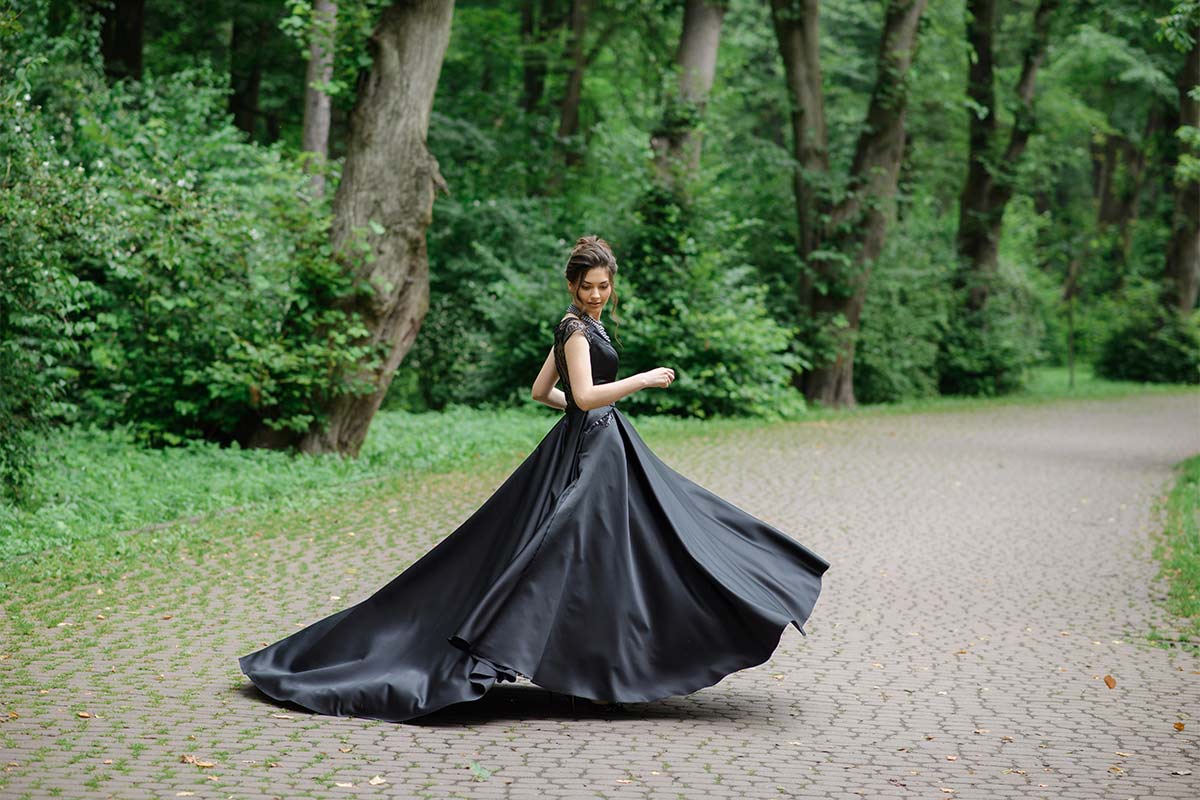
{"left": 2, "top": 393, "right": 1199, "bottom": 800}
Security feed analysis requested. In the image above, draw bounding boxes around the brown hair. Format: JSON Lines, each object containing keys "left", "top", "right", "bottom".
{"left": 563, "top": 235, "right": 620, "bottom": 345}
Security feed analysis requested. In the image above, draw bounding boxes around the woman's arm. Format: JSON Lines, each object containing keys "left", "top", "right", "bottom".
{"left": 531, "top": 347, "right": 568, "bottom": 410}
{"left": 563, "top": 330, "right": 674, "bottom": 410}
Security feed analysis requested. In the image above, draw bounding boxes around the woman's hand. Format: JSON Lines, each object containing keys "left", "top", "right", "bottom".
{"left": 640, "top": 367, "right": 676, "bottom": 390}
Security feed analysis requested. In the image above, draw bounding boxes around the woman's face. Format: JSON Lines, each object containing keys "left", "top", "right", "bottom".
{"left": 570, "top": 266, "right": 613, "bottom": 314}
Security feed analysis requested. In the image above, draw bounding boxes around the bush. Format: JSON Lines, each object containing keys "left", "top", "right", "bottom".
{"left": 2, "top": 54, "right": 382, "bottom": 448}
{"left": 613, "top": 184, "right": 804, "bottom": 418}
{"left": 1095, "top": 282, "right": 1200, "bottom": 384}
{"left": 0, "top": 94, "right": 87, "bottom": 503}
{"left": 854, "top": 207, "right": 955, "bottom": 404}
{"left": 936, "top": 257, "right": 1048, "bottom": 396}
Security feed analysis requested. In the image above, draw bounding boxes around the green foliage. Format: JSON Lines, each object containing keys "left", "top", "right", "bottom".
{"left": 1152, "top": 451, "right": 1200, "bottom": 650}
{"left": 1094, "top": 281, "right": 1200, "bottom": 384}
{"left": 0, "top": 97, "right": 87, "bottom": 503}
{"left": 387, "top": 194, "right": 570, "bottom": 411}
{"left": 1, "top": 48, "right": 381, "bottom": 448}
{"left": 854, "top": 204, "right": 954, "bottom": 404}
{"left": 616, "top": 184, "right": 805, "bottom": 418}
{"left": 935, "top": 259, "right": 1048, "bottom": 396}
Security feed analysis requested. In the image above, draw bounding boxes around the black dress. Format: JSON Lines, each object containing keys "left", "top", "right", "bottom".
{"left": 238, "top": 309, "right": 829, "bottom": 722}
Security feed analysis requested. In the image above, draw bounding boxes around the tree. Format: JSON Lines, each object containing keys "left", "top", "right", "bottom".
{"left": 254, "top": 0, "right": 455, "bottom": 456}
{"left": 772, "top": 0, "right": 929, "bottom": 408}
{"left": 954, "top": 0, "right": 1058, "bottom": 312}
{"left": 94, "top": 0, "right": 145, "bottom": 81}
{"left": 301, "top": 0, "right": 339, "bottom": 199}
{"left": 651, "top": 0, "right": 727, "bottom": 193}
{"left": 1163, "top": 14, "right": 1200, "bottom": 312}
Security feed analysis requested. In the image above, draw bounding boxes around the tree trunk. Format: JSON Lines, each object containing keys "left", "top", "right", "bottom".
{"left": 302, "top": 0, "right": 339, "bottom": 199}
{"left": 278, "top": 0, "right": 453, "bottom": 457}
{"left": 801, "top": 0, "right": 927, "bottom": 408}
{"left": 520, "top": 0, "right": 566, "bottom": 113}
{"left": 1165, "top": 27, "right": 1200, "bottom": 312}
{"left": 555, "top": 0, "right": 590, "bottom": 166}
{"left": 955, "top": 0, "right": 1057, "bottom": 312}
{"left": 651, "top": 0, "right": 726, "bottom": 193}
{"left": 94, "top": 0, "right": 144, "bottom": 81}
{"left": 229, "top": 17, "right": 272, "bottom": 136}
{"left": 771, "top": 0, "right": 828, "bottom": 314}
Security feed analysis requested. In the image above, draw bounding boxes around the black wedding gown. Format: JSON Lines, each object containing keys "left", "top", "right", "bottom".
{"left": 238, "top": 310, "right": 829, "bottom": 722}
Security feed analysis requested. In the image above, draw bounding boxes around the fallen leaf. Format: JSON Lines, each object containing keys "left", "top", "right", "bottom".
{"left": 368, "top": 775, "right": 387, "bottom": 786}
{"left": 772, "top": 673, "right": 785, "bottom": 680}
{"left": 102, "top": 759, "right": 112, "bottom": 764}
{"left": 1114, "top": 751, "right": 1132, "bottom": 757}
{"left": 95, "top": 614, "right": 106, "bottom": 620}
{"left": 1174, "top": 722, "right": 1186, "bottom": 732}
{"left": 334, "top": 782, "right": 354, "bottom": 788}
{"left": 337, "top": 747, "right": 353, "bottom": 753}
{"left": 270, "top": 713, "right": 293, "bottom": 720}
{"left": 946, "top": 755, "right": 958, "bottom": 761}
{"left": 1000, "top": 736, "right": 1014, "bottom": 743}
{"left": 1104, "top": 675, "right": 1117, "bottom": 689}
{"left": 616, "top": 779, "right": 634, "bottom": 784}
{"left": 1108, "top": 766, "right": 1123, "bottom": 774}
{"left": 872, "top": 662, "right": 884, "bottom": 668}
{"left": 940, "top": 789, "right": 955, "bottom": 794}
{"left": 267, "top": 762, "right": 280, "bottom": 768}
{"left": 77, "top": 711, "right": 91, "bottom": 718}
{"left": 161, "top": 615, "right": 173, "bottom": 620}
{"left": 330, "top": 595, "right": 342, "bottom": 601}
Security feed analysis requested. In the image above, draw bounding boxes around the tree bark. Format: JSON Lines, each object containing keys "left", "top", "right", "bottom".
{"left": 302, "top": 0, "right": 339, "bottom": 199}
{"left": 1165, "top": 26, "right": 1200, "bottom": 312}
{"left": 801, "top": 0, "right": 927, "bottom": 408}
{"left": 555, "top": 0, "right": 591, "bottom": 165}
{"left": 271, "top": 0, "right": 454, "bottom": 457}
{"left": 95, "top": 0, "right": 144, "bottom": 81}
{"left": 955, "top": 0, "right": 1057, "bottom": 311}
{"left": 773, "top": 0, "right": 927, "bottom": 408}
{"left": 770, "top": 0, "right": 827, "bottom": 312}
{"left": 520, "top": 0, "right": 568, "bottom": 113}
{"left": 229, "top": 17, "right": 273, "bottom": 136}
{"left": 651, "top": 0, "right": 726, "bottom": 192}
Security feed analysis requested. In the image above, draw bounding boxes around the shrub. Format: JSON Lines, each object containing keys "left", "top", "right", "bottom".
{"left": 1095, "top": 281, "right": 1200, "bottom": 384}
{"left": 854, "top": 207, "right": 955, "bottom": 404}
{"left": 936, "top": 258, "right": 1048, "bottom": 396}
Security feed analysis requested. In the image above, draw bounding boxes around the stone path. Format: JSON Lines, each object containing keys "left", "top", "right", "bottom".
{"left": 2, "top": 392, "right": 1199, "bottom": 799}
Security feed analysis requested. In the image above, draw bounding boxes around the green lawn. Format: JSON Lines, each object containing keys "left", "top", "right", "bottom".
{"left": 1151, "top": 454, "right": 1200, "bottom": 652}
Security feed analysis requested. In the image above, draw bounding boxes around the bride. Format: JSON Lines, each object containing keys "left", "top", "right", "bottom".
{"left": 239, "top": 235, "right": 829, "bottom": 723}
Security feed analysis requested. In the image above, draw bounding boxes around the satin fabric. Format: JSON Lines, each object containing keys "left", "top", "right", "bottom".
{"left": 238, "top": 314, "right": 829, "bottom": 722}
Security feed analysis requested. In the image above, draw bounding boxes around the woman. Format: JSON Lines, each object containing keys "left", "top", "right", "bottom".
{"left": 238, "top": 235, "right": 829, "bottom": 723}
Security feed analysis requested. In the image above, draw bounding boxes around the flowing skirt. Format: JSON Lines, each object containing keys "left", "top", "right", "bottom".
{"left": 238, "top": 405, "right": 829, "bottom": 722}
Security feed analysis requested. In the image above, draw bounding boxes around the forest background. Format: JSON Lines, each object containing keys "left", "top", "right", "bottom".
{"left": 1, "top": 0, "right": 1198, "bottom": 549}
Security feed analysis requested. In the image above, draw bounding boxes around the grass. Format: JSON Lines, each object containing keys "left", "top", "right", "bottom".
{"left": 0, "top": 364, "right": 1195, "bottom": 583}
{"left": 1151, "top": 454, "right": 1200, "bottom": 651}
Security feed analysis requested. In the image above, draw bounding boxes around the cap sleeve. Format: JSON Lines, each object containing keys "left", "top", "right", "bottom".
{"left": 555, "top": 315, "right": 588, "bottom": 344}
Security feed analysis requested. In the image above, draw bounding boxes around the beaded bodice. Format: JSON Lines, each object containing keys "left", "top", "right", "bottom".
{"left": 553, "top": 304, "right": 619, "bottom": 413}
